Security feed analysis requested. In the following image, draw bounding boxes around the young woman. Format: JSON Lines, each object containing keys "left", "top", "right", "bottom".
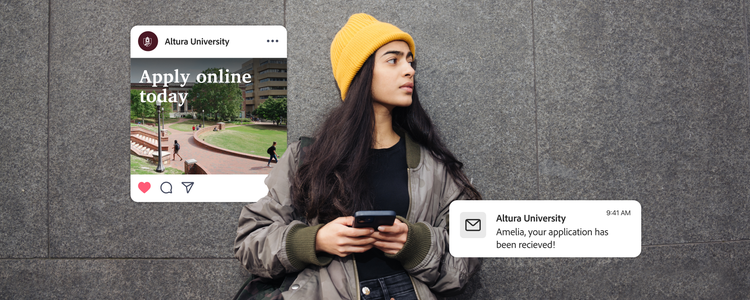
{"left": 235, "top": 13, "right": 482, "bottom": 300}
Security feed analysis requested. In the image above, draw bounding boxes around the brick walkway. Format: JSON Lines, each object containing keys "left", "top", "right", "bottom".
{"left": 164, "top": 119, "right": 277, "bottom": 174}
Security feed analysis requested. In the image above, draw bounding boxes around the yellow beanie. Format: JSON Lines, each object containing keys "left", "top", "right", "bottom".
{"left": 330, "top": 13, "right": 415, "bottom": 101}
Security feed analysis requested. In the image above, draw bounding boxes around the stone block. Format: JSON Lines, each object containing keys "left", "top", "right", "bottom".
{"left": 533, "top": 0, "right": 750, "bottom": 244}
{"left": 0, "top": 259, "right": 249, "bottom": 299}
{"left": 0, "top": 0, "right": 49, "bottom": 258}
{"left": 445, "top": 241, "right": 750, "bottom": 299}
{"left": 48, "top": 0, "right": 283, "bottom": 257}
{"left": 287, "top": 0, "right": 538, "bottom": 200}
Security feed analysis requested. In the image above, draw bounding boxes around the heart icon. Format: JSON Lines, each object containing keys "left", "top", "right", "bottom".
{"left": 138, "top": 182, "right": 151, "bottom": 193}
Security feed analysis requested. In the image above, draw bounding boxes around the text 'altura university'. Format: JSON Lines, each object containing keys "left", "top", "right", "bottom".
{"left": 497, "top": 214, "right": 567, "bottom": 224}
{"left": 164, "top": 38, "right": 230, "bottom": 47}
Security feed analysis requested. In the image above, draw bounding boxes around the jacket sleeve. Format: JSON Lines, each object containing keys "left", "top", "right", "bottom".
{"left": 233, "top": 142, "right": 332, "bottom": 279}
{"left": 388, "top": 170, "right": 482, "bottom": 295}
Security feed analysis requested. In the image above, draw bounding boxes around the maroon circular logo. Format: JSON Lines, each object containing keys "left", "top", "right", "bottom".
{"left": 138, "top": 31, "right": 158, "bottom": 51}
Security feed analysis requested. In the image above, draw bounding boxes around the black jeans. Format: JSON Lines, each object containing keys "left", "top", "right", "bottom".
{"left": 359, "top": 272, "right": 418, "bottom": 300}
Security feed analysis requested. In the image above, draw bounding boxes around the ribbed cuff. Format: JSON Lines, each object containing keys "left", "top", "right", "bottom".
{"left": 385, "top": 216, "right": 431, "bottom": 270}
{"left": 286, "top": 223, "right": 333, "bottom": 270}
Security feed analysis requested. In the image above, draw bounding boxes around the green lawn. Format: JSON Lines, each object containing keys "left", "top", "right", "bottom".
{"left": 229, "top": 120, "right": 287, "bottom": 126}
{"left": 130, "top": 154, "right": 184, "bottom": 174}
{"left": 130, "top": 124, "right": 157, "bottom": 132}
{"left": 131, "top": 117, "right": 179, "bottom": 125}
{"left": 200, "top": 125, "right": 287, "bottom": 156}
{"left": 170, "top": 119, "right": 219, "bottom": 132}
{"left": 130, "top": 123, "right": 171, "bottom": 135}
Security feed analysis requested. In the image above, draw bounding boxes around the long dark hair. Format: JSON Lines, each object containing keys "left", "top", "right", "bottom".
{"left": 292, "top": 54, "right": 481, "bottom": 224}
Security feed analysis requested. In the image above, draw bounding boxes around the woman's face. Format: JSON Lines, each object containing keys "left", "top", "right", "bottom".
{"left": 371, "top": 40, "right": 414, "bottom": 110}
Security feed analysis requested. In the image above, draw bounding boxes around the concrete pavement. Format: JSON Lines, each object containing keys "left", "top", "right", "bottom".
{"left": 164, "top": 119, "right": 277, "bottom": 174}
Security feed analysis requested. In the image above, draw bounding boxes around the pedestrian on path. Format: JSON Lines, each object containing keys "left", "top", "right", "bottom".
{"left": 266, "top": 142, "right": 278, "bottom": 167}
{"left": 193, "top": 125, "right": 195, "bottom": 131}
{"left": 173, "top": 140, "right": 183, "bottom": 161}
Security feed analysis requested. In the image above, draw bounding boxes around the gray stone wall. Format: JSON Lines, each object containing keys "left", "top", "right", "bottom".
{"left": 1, "top": 0, "right": 748, "bottom": 298}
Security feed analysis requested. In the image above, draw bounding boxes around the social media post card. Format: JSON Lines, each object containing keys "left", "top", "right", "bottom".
{"left": 450, "top": 200, "right": 641, "bottom": 257}
{"left": 130, "top": 26, "right": 287, "bottom": 202}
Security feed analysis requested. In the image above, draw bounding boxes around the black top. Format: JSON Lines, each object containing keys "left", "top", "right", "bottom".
{"left": 355, "top": 137, "right": 410, "bottom": 280}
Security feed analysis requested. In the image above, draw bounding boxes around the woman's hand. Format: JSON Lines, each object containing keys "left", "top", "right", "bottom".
{"left": 371, "top": 218, "right": 409, "bottom": 255}
{"left": 315, "top": 216, "right": 376, "bottom": 257}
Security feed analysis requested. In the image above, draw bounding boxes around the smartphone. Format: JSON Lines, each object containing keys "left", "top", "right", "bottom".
{"left": 353, "top": 210, "right": 397, "bottom": 230}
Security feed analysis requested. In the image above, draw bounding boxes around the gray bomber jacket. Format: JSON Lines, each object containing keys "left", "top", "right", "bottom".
{"left": 234, "top": 132, "right": 481, "bottom": 300}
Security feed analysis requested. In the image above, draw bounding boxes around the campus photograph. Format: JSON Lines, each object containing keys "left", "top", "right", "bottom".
{"left": 130, "top": 58, "right": 288, "bottom": 175}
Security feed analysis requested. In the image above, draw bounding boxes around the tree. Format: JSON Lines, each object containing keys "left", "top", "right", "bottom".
{"left": 254, "top": 97, "right": 287, "bottom": 124}
{"left": 130, "top": 90, "right": 174, "bottom": 124}
{"left": 156, "top": 95, "right": 173, "bottom": 119}
{"left": 130, "top": 89, "right": 154, "bottom": 124}
{"left": 188, "top": 68, "right": 243, "bottom": 121}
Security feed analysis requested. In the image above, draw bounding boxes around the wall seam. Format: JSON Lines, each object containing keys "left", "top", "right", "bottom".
{"left": 0, "top": 258, "right": 240, "bottom": 261}
{"left": 745, "top": 0, "right": 750, "bottom": 108}
{"left": 743, "top": 0, "right": 750, "bottom": 215}
{"left": 531, "top": 0, "right": 540, "bottom": 199}
{"left": 2, "top": 237, "right": 748, "bottom": 260}
{"left": 47, "top": 0, "right": 51, "bottom": 259}
{"left": 643, "top": 238, "right": 750, "bottom": 248}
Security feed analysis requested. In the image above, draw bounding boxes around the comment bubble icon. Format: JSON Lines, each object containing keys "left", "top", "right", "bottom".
{"left": 160, "top": 182, "right": 172, "bottom": 194}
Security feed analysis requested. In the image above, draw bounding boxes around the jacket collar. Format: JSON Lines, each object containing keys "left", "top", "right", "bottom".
{"left": 394, "top": 126, "right": 421, "bottom": 169}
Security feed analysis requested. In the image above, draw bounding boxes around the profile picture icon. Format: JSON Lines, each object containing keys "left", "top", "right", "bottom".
{"left": 138, "top": 31, "right": 158, "bottom": 51}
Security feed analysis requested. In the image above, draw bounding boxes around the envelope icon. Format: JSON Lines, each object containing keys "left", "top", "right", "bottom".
{"left": 465, "top": 219, "right": 481, "bottom": 231}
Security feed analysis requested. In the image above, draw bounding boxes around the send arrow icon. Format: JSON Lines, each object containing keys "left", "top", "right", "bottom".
{"left": 181, "top": 182, "right": 195, "bottom": 193}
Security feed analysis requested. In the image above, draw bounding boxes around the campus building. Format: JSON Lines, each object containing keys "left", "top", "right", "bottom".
{"left": 131, "top": 58, "right": 287, "bottom": 119}
{"left": 236, "top": 59, "right": 287, "bottom": 118}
